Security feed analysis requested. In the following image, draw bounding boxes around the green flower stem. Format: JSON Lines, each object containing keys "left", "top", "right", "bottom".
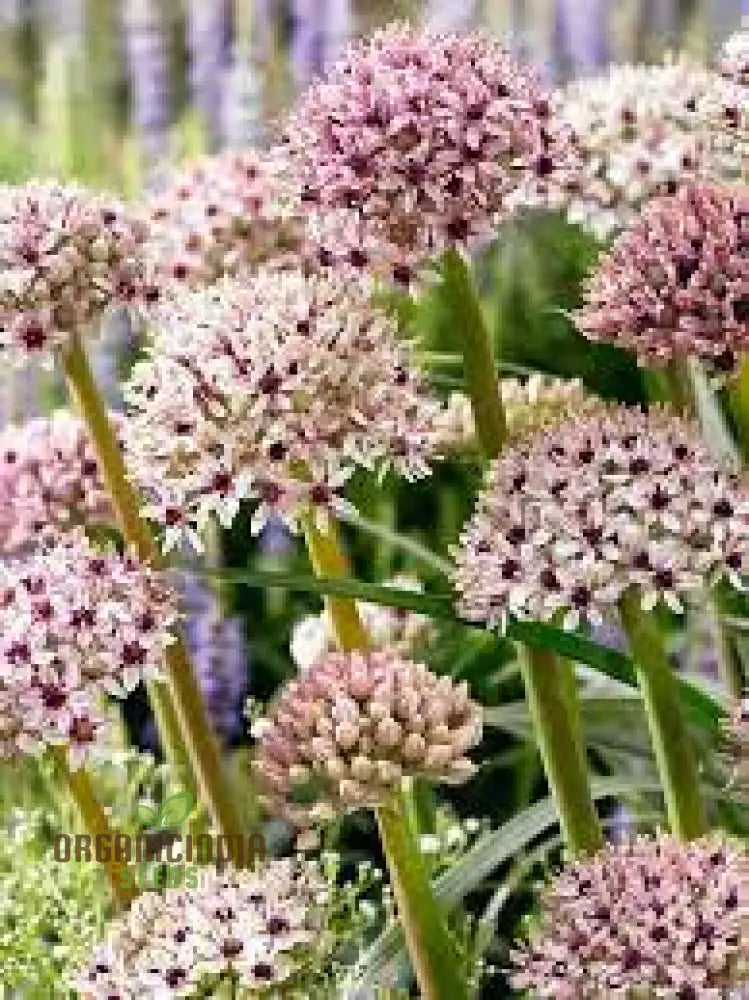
{"left": 301, "top": 510, "right": 372, "bottom": 653}
{"left": 377, "top": 802, "right": 469, "bottom": 1000}
{"left": 440, "top": 248, "right": 507, "bottom": 459}
{"left": 440, "top": 249, "right": 600, "bottom": 855}
{"left": 51, "top": 747, "right": 137, "bottom": 908}
{"left": 619, "top": 590, "right": 707, "bottom": 840}
{"left": 300, "top": 510, "right": 467, "bottom": 1000}
{"left": 518, "top": 646, "right": 604, "bottom": 856}
{"left": 62, "top": 334, "right": 246, "bottom": 846}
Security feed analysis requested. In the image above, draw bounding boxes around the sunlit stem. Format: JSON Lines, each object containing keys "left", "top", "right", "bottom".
{"left": 62, "top": 333, "right": 246, "bottom": 847}
{"left": 619, "top": 589, "right": 707, "bottom": 840}
{"left": 51, "top": 747, "right": 137, "bottom": 908}
{"left": 440, "top": 248, "right": 507, "bottom": 459}
{"left": 300, "top": 507, "right": 468, "bottom": 1000}
{"left": 518, "top": 646, "right": 604, "bottom": 855}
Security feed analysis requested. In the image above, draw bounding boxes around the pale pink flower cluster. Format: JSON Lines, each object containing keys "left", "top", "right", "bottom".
{"left": 720, "top": 29, "right": 749, "bottom": 87}
{"left": 79, "top": 859, "right": 326, "bottom": 998}
{"left": 0, "top": 410, "right": 116, "bottom": 554}
{"left": 145, "top": 149, "right": 302, "bottom": 289}
{"left": 0, "top": 530, "right": 176, "bottom": 763}
{"left": 452, "top": 405, "right": 749, "bottom": 631}
{"left": 255, "top": 648, "right": 481, "bottom": 826}
{"left": 512, "top": 835, "right": 747, "bottom": 999}
{"left": 553, "top": 58, "right": 746, "bottom": 239}
{"left": 282, "top": 22, "right": 574, "bottom": 285}
{"left": 123, "top": 268, "right": 443, "bottom": 550}
{"left": 0, "top": 181, "right": 157, "bottom": 365}
{"left": 577, "top": 184, "right": 749, "bottom": 373}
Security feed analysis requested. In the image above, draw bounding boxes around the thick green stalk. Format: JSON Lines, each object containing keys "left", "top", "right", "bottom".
{"left": 300, "top": 510, "right": 467, "bottom": 1000}
{"left": 518, "top": 647, "right": 604, "bottom": 856}
{"left": 440, "top": 249, "right": 507, "bottom": 458}
{"left": 62, "top": 335, "right": 245, "bottom": 845}
{"left": 52, "top": 748, "right": 136, "bottom": 907}
{"left": 619, "top": 591, "right": 707, "bottom": 840}
{"left": 377, "top": 803, "right": 469, "bottom": 1000}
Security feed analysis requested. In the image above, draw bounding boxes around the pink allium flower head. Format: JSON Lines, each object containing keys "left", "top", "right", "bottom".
{"left": 0, "top": 181, "right": 157, "bottom": 366}
{"left": 0, "top": 530, "right": 177, "bottom": 764}
{"left": 452, "top": 404, "right": 749, "bottom": 632}
{"left": 282, "top": 22, "right": 574, "bottom": 285}
{"left": 79, "top": 859, "right": 326, "bottom": 998}
{"left": 123, "top": 267, "right": 443, "bottom": 550}
{"left": 512, "top": 834, "right": 748, "bottom": 999}
{"left": 0, "top": 409, "right": 116, "bottom": 554}
{"left": 576, "top": 184, "right": 749, "bottom": 373}
{"left": 553, "top": 57, "right": 746, "bottom": 240}
{"left": 720, "top": 29, "right": 749, "bottom": 87}
{"left": 145, "top": 149, "right": 302, "bottom": 289}
{"left": 255, "top": 648, "right": 482, "bottom": 825}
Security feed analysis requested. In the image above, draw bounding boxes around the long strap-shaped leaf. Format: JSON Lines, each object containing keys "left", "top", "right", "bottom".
{"left": 192, "top": 567, "right": 725, "bottom": 731}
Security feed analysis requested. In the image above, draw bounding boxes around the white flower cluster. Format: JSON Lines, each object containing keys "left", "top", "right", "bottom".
{"left": 554, "top": 57, "right": 747, "bottom": 239}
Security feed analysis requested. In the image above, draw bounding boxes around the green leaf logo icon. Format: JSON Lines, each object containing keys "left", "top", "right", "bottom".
{"left": 155, "top": 790, "right": 195, "bottom": 828}
{"left": 135, "top": 802, "right": 158, "bottom": 828}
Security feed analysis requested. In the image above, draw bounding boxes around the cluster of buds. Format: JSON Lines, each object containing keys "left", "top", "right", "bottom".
{"left": 282, "top": 21, "right": 575, "bottom": 285}
{"left": 123, "top": 267, "right": 444, "bottom": 550}
{"left": 0, "top": 181, "right": 157, "bottom": 366}
{"left": 0, "top": 410, "right": 116, "bottom": 554}
{"left": 254, "top": 649, "right": 482, "bottom": 826}
{"left": 79, "top": 859, "right": 327, "bottom": 998}
{"left": 577, "top": 183, "right": 749, "bottom": 374}
{"left": 0, "top": 531, "right": 177, "bottom": 764}
{"left": 552, "top": 57, "right": 746, "bottom": 239}
{"left": 512, "top": 834, "right": 747, "bottom": 998}
{"left": 452, "top": 404, "right": 749, "bottom": 631}
{"left": 145, "top": 149, "right": 302, "bottom": 289}
{"left": 435, "top": 375, "right": 594, "bottom": 453}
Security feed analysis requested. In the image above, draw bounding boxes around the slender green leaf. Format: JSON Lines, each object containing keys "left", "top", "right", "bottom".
{"left": 190, "top": 568, "right": 725, "bottom": 731}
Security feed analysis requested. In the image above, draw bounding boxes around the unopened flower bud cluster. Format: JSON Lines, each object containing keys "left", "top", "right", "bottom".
{"left": 255, "top": 649, "right": 482, "bottom": 825}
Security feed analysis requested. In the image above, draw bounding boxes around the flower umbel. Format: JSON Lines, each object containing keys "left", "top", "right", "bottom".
{"left": 0, "top": 181, "right": 156, "bottom": 365}
{"left": 282, "top": 21, "right": 573, "bottom": 285}
{"left": 452, "top": 404, "right": 749, "bottom": 631}
{"left": 145, "top": 149, "right": 301, "bottom": 289}
{"left": 512, "top": 834, "right": 747, "bottom": 999}
{"left": 0, "top": 409, "right": 116, "bottom": 554}
{"left": 0, "top": 530, "right": 177, "bottom": 763}
{"left": 576, "top": 183, "right": 749, "bottom": 373}
{"left": 79, "top": 859, "right": 327, "bottom": 998}
{"left": 255, "top": 648, "right": 481, "bottom": 826}
{"left": 553, "top": 57, "right": 746, "bottom": 239}
{"left": 123, "top": 267, "right": 443, "bottom": 549}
